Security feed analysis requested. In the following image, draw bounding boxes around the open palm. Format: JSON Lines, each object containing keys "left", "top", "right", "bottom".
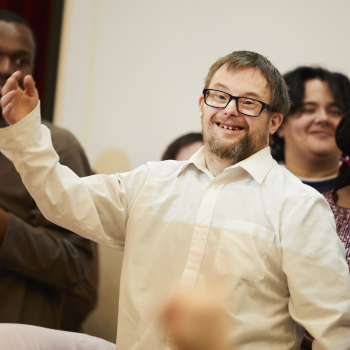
{"left": 0, "top": 71, "right": 39, "bottom": 125}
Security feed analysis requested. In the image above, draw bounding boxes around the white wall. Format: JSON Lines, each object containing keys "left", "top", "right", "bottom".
{"left": 54, "top": 0, "right": 350, "bottom": 341}
{"left": 55, "top": 0, "right": 350, "bottom": 170}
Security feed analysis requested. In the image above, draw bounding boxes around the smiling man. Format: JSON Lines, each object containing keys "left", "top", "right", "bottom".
{"left": 0, "top": 51, "right": 349, "bottom": 350}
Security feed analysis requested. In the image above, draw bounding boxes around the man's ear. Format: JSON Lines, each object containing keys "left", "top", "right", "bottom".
{"left": 269, "top": 113, "right": 283, "bottom": 135}
{"left": 198, "top": 95, "right": 204, "bottom": 118}
{"left": 276, "top": 124, "right": 285, "bottom": 138}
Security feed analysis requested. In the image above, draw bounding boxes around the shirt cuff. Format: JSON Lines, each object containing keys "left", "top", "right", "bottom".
{"left": 0, "top": 101, "right": 41, "bottom": 151}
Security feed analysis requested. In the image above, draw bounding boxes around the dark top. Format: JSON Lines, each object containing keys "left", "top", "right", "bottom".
{"left": 324, "top": 191, "right": 350, "bottom": 271}
{"left": 0, "top": 120, "right": 98, "bottom": 330}
{"left": 302, "top": 177, "right": 336, "bottom": 194}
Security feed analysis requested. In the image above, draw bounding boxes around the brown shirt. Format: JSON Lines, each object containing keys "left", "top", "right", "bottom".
{"left": 0, "top": 120, "right": 98, "bottom": 329}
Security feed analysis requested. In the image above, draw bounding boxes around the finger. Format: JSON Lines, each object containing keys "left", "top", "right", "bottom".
{"left": 1, "top": 71, "right": 22, "bottom": 96}
{"left": 1, "top": 101, "right": 14, "bottom": 119}
{"left": 23, "top": 75, "right": 38, "bottom": 98}
{"left": 0, "top": 89, "right": 17, "bottom": 109}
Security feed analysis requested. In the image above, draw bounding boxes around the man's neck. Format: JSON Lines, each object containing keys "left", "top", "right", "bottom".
{"left": 203, "top": 148, "right": 237, "bottom": 177}
{"left": 285, "top": 152, "right": 340, "bottom": 179}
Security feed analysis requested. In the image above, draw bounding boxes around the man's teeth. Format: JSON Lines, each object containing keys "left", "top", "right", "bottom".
{"left": 218, "top": 123, "right": 241, "bottom": 130}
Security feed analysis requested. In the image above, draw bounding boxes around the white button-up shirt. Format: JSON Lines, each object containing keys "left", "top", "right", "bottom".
{"left": 0, "top": 104, "right": 349, "bottom": 350}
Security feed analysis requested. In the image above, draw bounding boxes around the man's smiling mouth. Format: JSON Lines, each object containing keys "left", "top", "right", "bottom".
{"left": 216, "top": 122, "right": 243, "bottom": 131}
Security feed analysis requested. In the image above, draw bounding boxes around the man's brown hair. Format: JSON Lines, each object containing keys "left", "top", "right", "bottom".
{"left": 204, "top": 51, "right": 290, "bottom": 116}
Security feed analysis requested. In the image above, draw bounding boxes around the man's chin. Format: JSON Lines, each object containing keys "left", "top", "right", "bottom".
{"left": 206, "top": 137, "right": 250, "bottom": 163}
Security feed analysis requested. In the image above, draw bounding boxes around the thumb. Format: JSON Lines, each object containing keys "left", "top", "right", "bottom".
{"left": 23, "top": 75, "right": 38, "bottom": 98}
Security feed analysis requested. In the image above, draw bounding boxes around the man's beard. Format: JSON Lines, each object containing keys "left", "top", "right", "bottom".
{"left": 202, "top": 117, "right": 270, "bottom": 164}
{"left": 205, "top": 131, "right": 251, "bottom": 164}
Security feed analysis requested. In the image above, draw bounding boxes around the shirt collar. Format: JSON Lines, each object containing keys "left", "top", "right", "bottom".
{"left": 179, "top": 146, "right": 274, "bottom": 185}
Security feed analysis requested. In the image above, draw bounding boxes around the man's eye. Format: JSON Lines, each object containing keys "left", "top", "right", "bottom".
{"left": 329, "top": 109, "right": 343, "bottom": 117}
{"left": 301, "top": 108, "right": 315, "bottom": 114}
{"left": 210, "top": 93, "right": 228, "bottom": 102}
{"left": 15, "top": 58, "right": 29, "bottom": 66}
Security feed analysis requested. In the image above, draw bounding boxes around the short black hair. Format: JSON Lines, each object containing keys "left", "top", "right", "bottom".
{"left": 162, "top": 133, "right": 203, "bottom": 160}
{"left": 271, "top": 66, "right": 350, "bottom": 162}
{"left": 0, "top": 10, "right": 37, "bottom": 56}
{"left": 333, "top": 111, "right": 350, "bottom": 202}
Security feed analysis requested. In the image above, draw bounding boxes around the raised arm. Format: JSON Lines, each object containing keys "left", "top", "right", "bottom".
{"left": 0, "top": 72, "right": 147, "bottom": 248}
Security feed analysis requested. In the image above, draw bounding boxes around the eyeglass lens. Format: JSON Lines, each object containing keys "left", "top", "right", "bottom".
{"left": 205, "top": 90, "right": 263, "bottom": 116}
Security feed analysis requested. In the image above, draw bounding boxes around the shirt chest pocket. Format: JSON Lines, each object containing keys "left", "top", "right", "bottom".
{"left": 214, "top": 219, "right": 275, "bottom": 282}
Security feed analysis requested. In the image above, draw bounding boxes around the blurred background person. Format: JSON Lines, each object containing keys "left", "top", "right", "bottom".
{"left": 300, "top": 112, "right": 350, "bottom": 350}
{"left": 271, "top": 67, "right": 350, "bottom": 193}
{"left": 162, "top": 132, "right": 203, "bottom": 161}
{"left": 324, "top": 112, "right": 350, "bottom": 270}
{"left": 0, "top": 10, "right": 98, "bottom": 331}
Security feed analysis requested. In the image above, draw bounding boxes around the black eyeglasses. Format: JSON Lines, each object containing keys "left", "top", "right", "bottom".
{"left": 203, "top": 89, "right": 270, "bottom": 117}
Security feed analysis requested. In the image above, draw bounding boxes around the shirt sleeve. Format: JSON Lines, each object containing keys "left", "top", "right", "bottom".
{"left": 281, "top": 193, "right": 350, "bottom": 350}
{"left": 0, "top": 102, "right": 149, "bottom": 249}
{"left": 0, "top": 323, "right": 115, "bottom": 350}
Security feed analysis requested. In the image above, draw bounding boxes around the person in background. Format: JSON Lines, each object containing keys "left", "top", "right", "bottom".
{"left": 162, "top": 132, "right": 203, "bottom": 161}
{"left": 324, "top": 112, "right": 350, "bottom": 270}
{"left": 0, "top": 10, "right": 98, "bottom": 331}
{"left": 271, "top": 67, "right": 350, "bottom": 193}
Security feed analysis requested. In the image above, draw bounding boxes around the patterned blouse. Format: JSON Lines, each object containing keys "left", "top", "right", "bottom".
{"left": 324, "top": 191, "right": 350, "bottom": 271}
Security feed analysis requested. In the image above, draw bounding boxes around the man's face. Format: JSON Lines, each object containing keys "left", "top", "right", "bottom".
{"left": 277, "top": 79, "right": 342, "bottom": 161}
{"left": 0, "top": 20, "right": 35, "bottom": 91}
{"left": 198, "top": 66, "right": 281, "bottom": 164}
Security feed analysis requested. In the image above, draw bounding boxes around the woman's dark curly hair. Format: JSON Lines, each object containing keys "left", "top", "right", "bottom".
{"left": 332, "top": 111, "right": 350, "bottom": 202}
{"left": 271, "top": 67, "right": 350, "bottom": 162}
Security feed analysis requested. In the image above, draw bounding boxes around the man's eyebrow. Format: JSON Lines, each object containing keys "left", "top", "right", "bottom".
{"left": 302, "top": 102, "right": 318, "bottom": 107}
{"left": 211, "top": 83, "right": 263, "bottom": 100}
{"left": 12, "top": 50, "right": 31, "bottom": 57}
{"left": 0, "top": 49, "right": 31, "bottom": 57}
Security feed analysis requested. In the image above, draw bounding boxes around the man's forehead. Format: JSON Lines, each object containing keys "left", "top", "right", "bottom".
{"left": 0, "top": 20, "right": 34, "bottom": 56}
{"left": 210, "top": 65, "right": 270, "bottom": 99}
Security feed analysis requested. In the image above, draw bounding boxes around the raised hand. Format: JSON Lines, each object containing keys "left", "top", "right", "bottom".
{"left": 0, "top": 71, "right": 39, "bottom": 125}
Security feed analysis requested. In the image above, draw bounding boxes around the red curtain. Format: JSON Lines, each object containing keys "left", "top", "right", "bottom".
{"left": 0, "top": 0, "right": 54, "bottom": 109}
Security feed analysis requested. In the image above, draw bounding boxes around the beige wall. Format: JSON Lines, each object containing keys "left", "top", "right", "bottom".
{"left": 54, "top": 0, "right": 350, "bottom": 341}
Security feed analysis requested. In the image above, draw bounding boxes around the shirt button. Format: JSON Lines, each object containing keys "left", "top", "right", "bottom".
{"left": 189, "top": 264, "right": 194, "bottom": 269}
{"left": 212, "top": 183, "right": 218, "bottom": 188}
{"left": 199, "top": 221, "right": 205, "bottom": 227}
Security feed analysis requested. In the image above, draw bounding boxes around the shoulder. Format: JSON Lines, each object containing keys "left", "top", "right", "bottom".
{"left": 146, "top": 159, "right": 189, "bottom": 178}
{"left": 118, "top": 160, "right": 188, "bottom": 185}
{"left": 267, "top": 162, "right": 328, "bottom": 209}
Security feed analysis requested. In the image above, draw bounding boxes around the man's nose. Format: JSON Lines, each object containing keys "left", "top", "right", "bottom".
{"left": 0, "top": 56, "right": 14, "bottom": 81}
{"left": 223, "top": 99, "right": 239, "bottom": 117}
{"left": 314, "top": 108, "right": 330, "bottom": 124}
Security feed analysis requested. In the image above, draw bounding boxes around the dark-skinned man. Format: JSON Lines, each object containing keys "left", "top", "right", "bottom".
{"left": 0, "top": 10, "right": 98, "bottom": 331}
